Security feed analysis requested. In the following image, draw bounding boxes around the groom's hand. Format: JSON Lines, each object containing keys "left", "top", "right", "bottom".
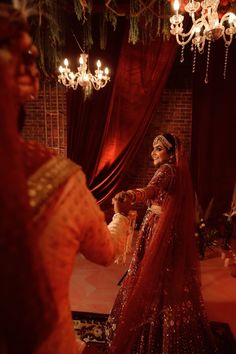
{"left": 112, "top": 197, "right": 132, "bottom": 216}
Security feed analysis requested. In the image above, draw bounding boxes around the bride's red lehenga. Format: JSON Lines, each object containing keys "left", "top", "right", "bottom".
{"left": 106, "top": 138, "right": 219, "bottom": 354}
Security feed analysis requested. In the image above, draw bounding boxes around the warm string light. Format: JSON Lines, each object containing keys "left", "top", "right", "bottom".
{"left": 169, "top": 0, "right": 236, "bottom": 83}
{"left": 58, "top": 53, "right": 110, "bottom": 97}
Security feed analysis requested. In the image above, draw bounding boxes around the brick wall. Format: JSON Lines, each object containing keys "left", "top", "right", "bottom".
{"left": 23, "top": 81, "right": 67, "bottom": 156}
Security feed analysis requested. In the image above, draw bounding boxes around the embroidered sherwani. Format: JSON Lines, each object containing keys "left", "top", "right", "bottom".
{"left": 20, "top": 139, "right": 130, "bottom": 354}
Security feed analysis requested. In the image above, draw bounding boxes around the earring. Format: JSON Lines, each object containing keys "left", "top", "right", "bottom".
{"left": 168, "top": 155, "right": 175, "bottom": 163}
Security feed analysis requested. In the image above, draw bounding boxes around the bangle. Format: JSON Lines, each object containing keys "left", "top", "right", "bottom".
{"left": 126, "top": 190, "right": 136, "bottom": 203}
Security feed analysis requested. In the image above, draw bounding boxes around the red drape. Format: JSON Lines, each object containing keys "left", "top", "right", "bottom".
{"left": 67, "top": 28, "right": 177, "bottom": 204}
{"left": 191, "top": 39, "right": 236, "bottom": 217}
{"left": 67, "top": 23, "right": 124, "bottom": 198}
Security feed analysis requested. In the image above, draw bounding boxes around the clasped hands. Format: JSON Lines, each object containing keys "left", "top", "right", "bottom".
{"left": 112, "top": 191, "right": 133, "bottom": 217}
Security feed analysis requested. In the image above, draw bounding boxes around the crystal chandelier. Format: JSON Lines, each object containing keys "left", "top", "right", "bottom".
{"left": 170, "top": 0, "right": 236, "bottom": 83}
{"left": 58, "top": 53, "right": 110, "bottom": 96}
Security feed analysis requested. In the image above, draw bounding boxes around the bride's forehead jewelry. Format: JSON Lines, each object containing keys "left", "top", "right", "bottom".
{"left": 153, "top": 135, "right": 172, "bottom": 150}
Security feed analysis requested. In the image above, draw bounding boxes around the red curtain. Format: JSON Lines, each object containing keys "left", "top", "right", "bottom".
{"left": 191, "top": 39, "right": 236, "bottom": 217}
{"left": 67, "top": 28, "right": 177, "bottom": 203}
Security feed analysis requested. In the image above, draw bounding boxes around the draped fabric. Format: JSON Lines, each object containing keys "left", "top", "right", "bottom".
{"left": 191, "top": 40, "right": 236, "bottom": 216}
{"left": 67, "top": 27, "right": 177, "bottom": 204}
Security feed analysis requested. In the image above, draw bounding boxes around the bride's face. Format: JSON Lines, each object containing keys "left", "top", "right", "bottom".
{"left": 151, "top": 140, "right": 170, "bottom": 167}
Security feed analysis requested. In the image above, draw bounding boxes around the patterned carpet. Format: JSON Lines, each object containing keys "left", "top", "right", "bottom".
{"left": 73, "top": 311, "right": 108, "bottom": 344}
{"left": 72, "top": 311, "right": 236, "bottom": 354}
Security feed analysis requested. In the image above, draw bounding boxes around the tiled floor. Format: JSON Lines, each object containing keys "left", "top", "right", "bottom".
{"left": 200, "top": 251, "right": 236, "bottom": 338}
{"left": 69, "top": 244, "right": 236, "bottom": 338}
{"left": 69, "top": 253, "right": 128, "bottom": 315}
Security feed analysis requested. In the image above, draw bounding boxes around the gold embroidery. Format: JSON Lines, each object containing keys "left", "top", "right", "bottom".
{"left": 28, "top": 156, "right": 81, "bottom": 213}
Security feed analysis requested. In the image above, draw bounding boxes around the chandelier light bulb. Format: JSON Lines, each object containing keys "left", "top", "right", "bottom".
{"left": 64, "top": 58, "right": 69, "bottom": 66}
{"left": 97, "top": 60, "right": 101, "bottom": 68}
{"left": 229, "top": 13, "right": 236, "bottom": 24}
{"left": 173, "top": 0, "right": 180, "bottom": 13}
{"left": 104, "top": 67, "right": 109, "bottom": 75}
{"left": 79, "top": 56, "right": 84, "bottom": 65}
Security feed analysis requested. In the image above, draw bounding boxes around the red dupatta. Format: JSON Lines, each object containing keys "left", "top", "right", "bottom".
{"left": 109, "top": 138, "right": 200, "bottom": 353}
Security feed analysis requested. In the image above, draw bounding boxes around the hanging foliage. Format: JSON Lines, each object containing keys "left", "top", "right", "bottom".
{"left": 129, "top": 0, "right": 140, "bottom": 44}
{"left": 99, "top": 14, "right": 108, "bottom": 50}
{"left": 104, "top": 4, "right": 118, "bottom": 31}
{"left": 73, "top": 0, "right": 86, "bottom": 21}
{"left": 29, "top": 0, "right": 65, "bottom": 78}
{"left": 82, "top": 14, "right": 94, "bottom": 51}
{"left": 23, "top": 0, "right": 236, "bottom": 78}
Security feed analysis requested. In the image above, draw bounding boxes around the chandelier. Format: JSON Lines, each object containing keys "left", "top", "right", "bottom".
{"left": 170, "top": 0, "right": 236, "bottom": 83}
{"left": 58, "top": 53, "right": 110, "bottom": 97}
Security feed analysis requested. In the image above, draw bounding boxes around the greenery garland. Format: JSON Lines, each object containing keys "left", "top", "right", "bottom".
{"left": 26, "top": 0, "right": 236, "bottom": 78}
{"left": 29, "top": 0, "right": 65, "bottom": 78}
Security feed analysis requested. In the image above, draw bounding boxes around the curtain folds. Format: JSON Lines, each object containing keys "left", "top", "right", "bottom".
{"left": 191, "top": 40, "right": 236, "bottom": 216}
{"left": 67, "top": 30, "right": 177, "bottom": 204}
